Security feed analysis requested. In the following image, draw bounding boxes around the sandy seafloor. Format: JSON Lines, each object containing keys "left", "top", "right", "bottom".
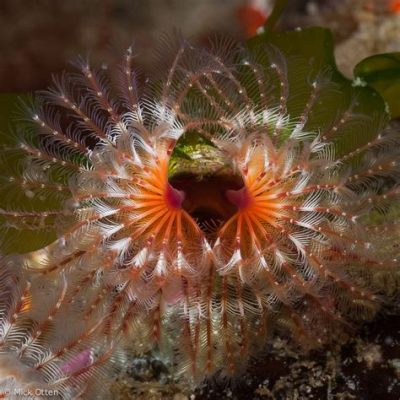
{"left": 112, "top": 313, "right": 400, "bottom": 399}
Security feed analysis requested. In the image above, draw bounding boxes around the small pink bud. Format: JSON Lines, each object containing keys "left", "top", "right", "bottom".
{"left": 226, "top": 187, "right": 252, "bottom": 209}
{"left": 165, "top": 184, "right": 185, "bottom": 209}
{"left": 60, "top": 348, "right": 93, "bottom": 375}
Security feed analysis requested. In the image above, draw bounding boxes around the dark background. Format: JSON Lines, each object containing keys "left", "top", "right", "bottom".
{"left": 0, "top": 0, "right": 385, "bottom": 92}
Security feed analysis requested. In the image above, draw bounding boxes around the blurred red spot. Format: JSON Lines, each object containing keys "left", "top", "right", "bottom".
{"left": 237, "top": 5, "right": 267, "bottom": 38}
{"left": 390, "top": 0, "right": 400, "bottom": 13}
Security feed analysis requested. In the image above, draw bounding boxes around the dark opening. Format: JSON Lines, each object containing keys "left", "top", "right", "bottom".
{"left": 169, "top": 172, "right": 244, "bottom": 233}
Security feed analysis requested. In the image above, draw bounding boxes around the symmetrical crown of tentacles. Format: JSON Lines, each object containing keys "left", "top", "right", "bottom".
{"left": 1, "top": 37, "right": 399, "bottom": 396}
